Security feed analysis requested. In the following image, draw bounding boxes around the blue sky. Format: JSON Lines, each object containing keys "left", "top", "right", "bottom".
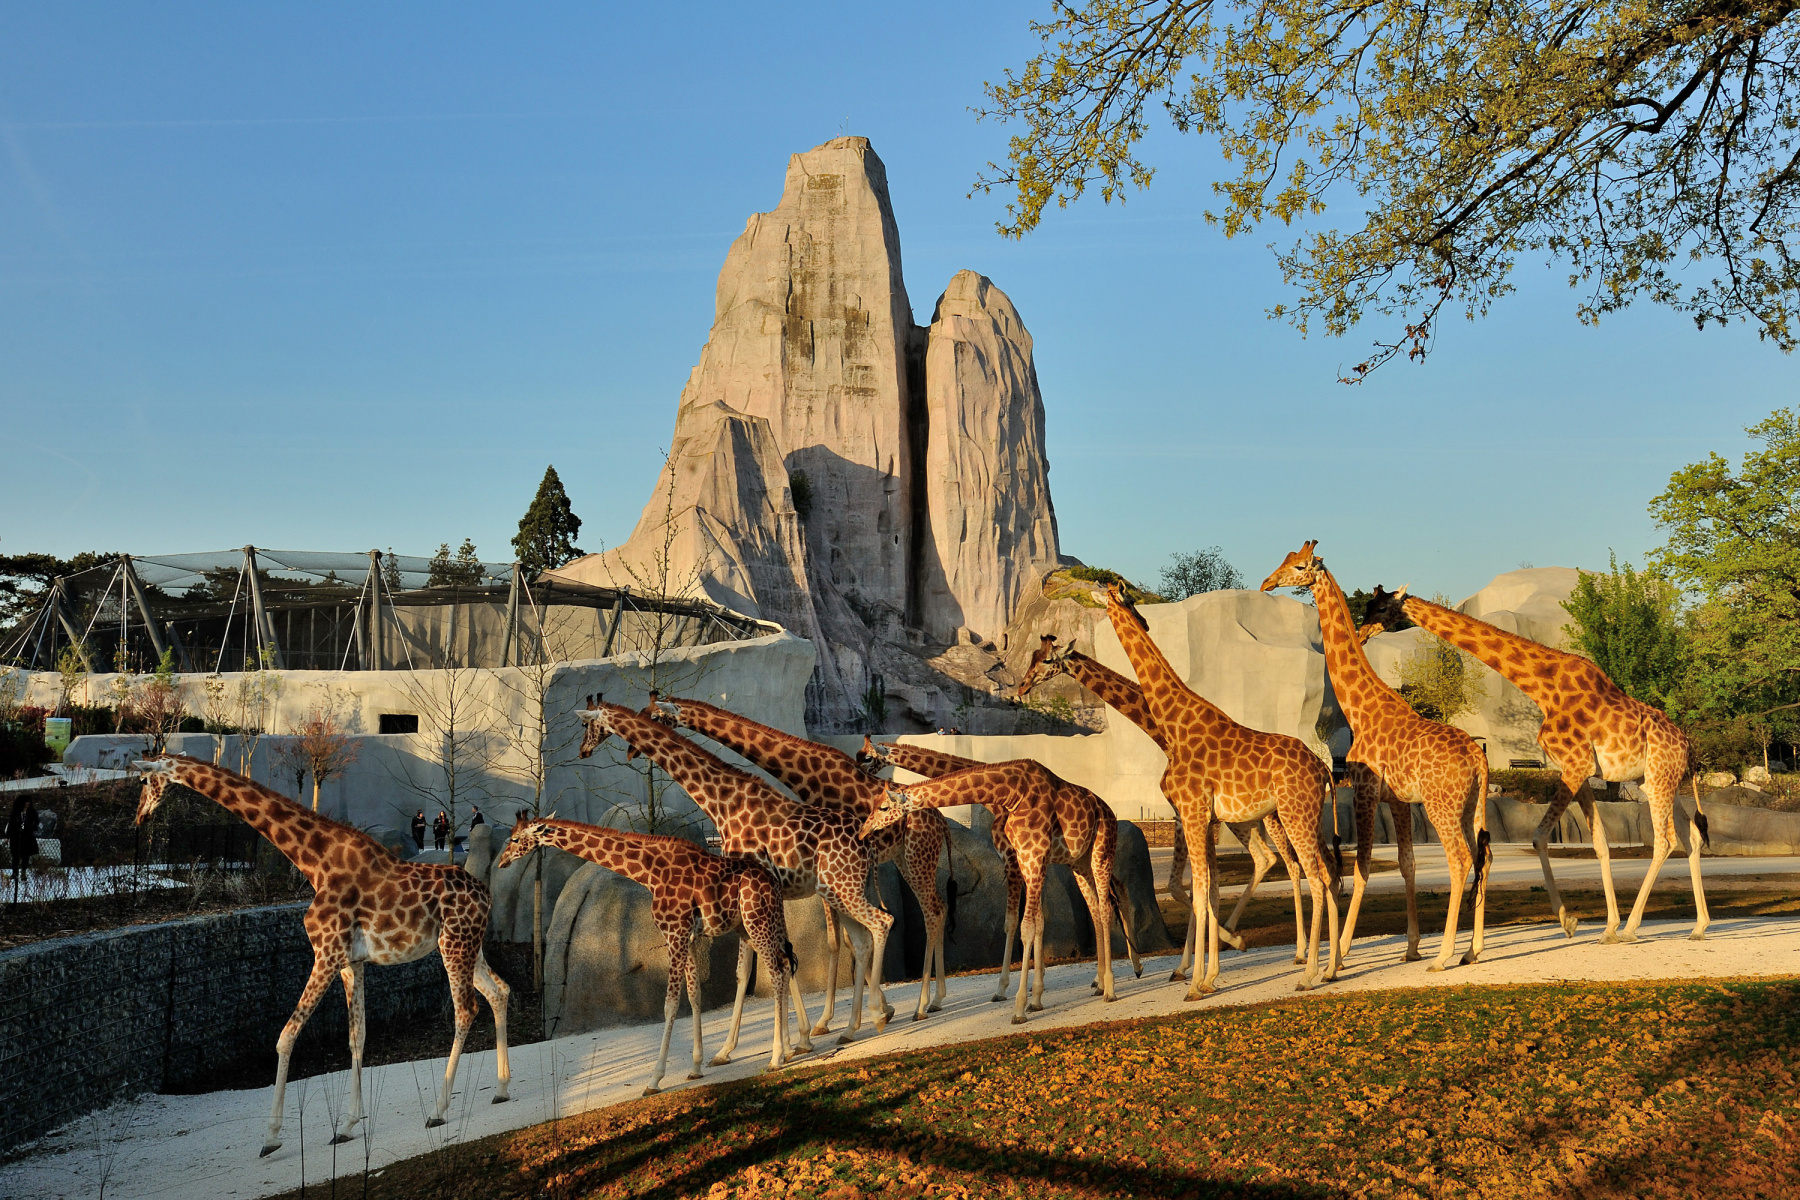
{"left": 1, "top": 2, "right": 1789, "bottom": 603}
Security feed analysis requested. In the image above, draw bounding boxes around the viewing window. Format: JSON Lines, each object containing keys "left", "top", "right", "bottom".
{"left": 378, "top": 714, "right": 419, "bottom": 734}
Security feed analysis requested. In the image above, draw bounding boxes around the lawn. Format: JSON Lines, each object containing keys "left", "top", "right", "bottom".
{"left": 283, "top": 976, "right": 1800, "bottom": 1200}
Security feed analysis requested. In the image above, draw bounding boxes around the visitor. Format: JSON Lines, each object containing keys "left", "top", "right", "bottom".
{"left": 433, "top": 810, "right": 450, "bottom": 851}
{"left": 6, "top": 797, "right": 37, "bottom": 903}
{"left": 469, "top": 807, "right": 485, "bottom": 828}
{"left": 411, "top": 810, "right": 427, "bottom": 851}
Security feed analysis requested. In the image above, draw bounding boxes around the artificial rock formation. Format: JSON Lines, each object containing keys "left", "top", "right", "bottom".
{"left": 553, "top": 138, "right": 1063, "bottom": 730}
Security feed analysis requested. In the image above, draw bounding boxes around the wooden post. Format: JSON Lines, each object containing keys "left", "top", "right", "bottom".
{"left": 366, "top": 549, "right": 384, "bottom": 671}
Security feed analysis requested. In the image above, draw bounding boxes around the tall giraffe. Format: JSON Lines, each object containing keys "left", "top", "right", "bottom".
{"left": 860, "top": 740, "right": 1144, "bottom": 1003}
{"left": 1017, "top": 634, "right": 1313, "bottom": 971}
{"left": 1098, "top": 583, "right": 1340, "bottom": 994}
{"left": 649, "top": 694, "right": 949, "bottom": 1024}
{"left": 861, "top": 756, "right": 1131, "bottom": 1024}
{"left": 133, "top": 755, "right": 509, "bottom": 1157}
{"left": 1365, "top": 585, "right": 1710, "bottom": 941}
{"left": 495, "top": 818, "right": 796, "bottom": 1094}
{"left": 1261, "top": 542, "right": 1491, "bottom": 970}
{"left": 578, "top": 700, "right": 895, "bottom": 1041}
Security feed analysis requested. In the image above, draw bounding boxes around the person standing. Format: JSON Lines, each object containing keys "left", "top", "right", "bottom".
{"left": 469, "top": 807, "right": 485, "bottom": 828}
{"left": 7, "top": 797, "right": 38, "bottom": 904}
{"left": 411, "top": 810, "right": 427, "bottom": 851}
{"left": 433, "top": 810, "right": 450, "bottom": 852}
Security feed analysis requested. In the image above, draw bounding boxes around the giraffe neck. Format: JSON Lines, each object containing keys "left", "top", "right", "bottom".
{"left": 1102, "top": 596, "right": 1232, "bottom": 734}
{"left": 882, "top": 744, "right": 983, "bottom": 779}
{"left": 1309, "top": 564, "right": 1415, "bottom": 732}
{"left": 533, "top": 819, "right": 688, "bottom": 887}
{"left": 598, "top": 704, "right": 789, "bottom": 825}
{"left": 1399, "top": 596, "right": 1582, "bottom": 706}
{"left": 1060, "top": 651, "right": 1163, "bottom": 749}
{"left": 673, "top": 698, "right": 872, "bottom": 807}
{"left": 171, "top": 758, "right": 375, "bottom": 885}
{"left": 900, "top": 763, "right": 1026, "bottom": 813}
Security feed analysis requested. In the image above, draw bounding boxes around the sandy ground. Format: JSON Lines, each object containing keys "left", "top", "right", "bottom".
{"left": 6, "top": 899, "right": 1797, "bottom": 1200}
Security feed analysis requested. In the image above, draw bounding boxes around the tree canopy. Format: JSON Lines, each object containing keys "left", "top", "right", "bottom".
{"left": 1650, "top": 407, "right": 1800, "bottom": 723}
{"left": 1561, "top": 553, "right": 1689, "bottom": 710}
{"left": 513, "top": 466, "right": 584, "bottom": 580}
{"left": 978, "top": 0, "right": 1800, "bottom": 377}
{"left": 427, "top": 538, "right": 485, "bottom": 588}
{"left": 1158, "top": 545, "right": 1245, "bottom": 597}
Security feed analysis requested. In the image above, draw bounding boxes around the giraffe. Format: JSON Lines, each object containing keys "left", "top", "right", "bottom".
{"left": 862, "top": 756, "right": 1134, "bottom": 1024}
{"left": 1017, "top": 633, "right": 1315, "bottom": 972}
{"left": 494, "top": 818, "right": 796, "bottom": 1094}
{"left": 578, "top": 700, "right": 896, "bottom": 1041}
{"left": 856, "top": 741, "right": 1137, "bottom": 1007}
{"left": 132, "top": 755, "right": 509, "bottom": 1157}
{"left": 1097, "top": 582, "right": 1341, "bottom": 995}
{"left": 1364, "top": 585, "right": 1710, "bottom": 942}
{"left": 648, "top": 694, "right": 949, "bottom": 1024}
{"left": 1261, "top": 542, "right": 1491, "bottom": 970}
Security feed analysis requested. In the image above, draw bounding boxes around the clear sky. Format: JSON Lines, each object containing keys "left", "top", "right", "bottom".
{"left": 1, "top": 2, "right": 1789, "bottom": 603}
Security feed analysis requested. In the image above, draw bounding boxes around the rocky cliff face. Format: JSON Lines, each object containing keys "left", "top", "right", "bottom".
{"left": 552, "top": 138, "right": 1064, "bottom": 731}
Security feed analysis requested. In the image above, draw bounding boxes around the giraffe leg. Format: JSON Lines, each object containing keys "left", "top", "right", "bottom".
{"left": 329, "top": 962, "right": 366, "bottom": 1145}
{"left": 1581, "top": 793, "right": 1624, "bottom": 942}
{"left": 1013, "top": 873, "right": 1044, "bottom": 1023}
{"left": 1172, "top": 896, "right": 1197, "bottom": 982}
{"left": 1203, "top": 819, "right": 1227, "bottom": 989}
{"left": 810, "top": 899, "right": 841, "bottom": 1037}
{"left": 1216, "top": 820, "right": 1272, "bottom": 952}
{"left": 825, "top": 884, "right": 891, "bottom": 1042}
{"left": 1621, "top": 792, "right": 1680, "bottom": 941}
{"left": 993, "top": 849, "right": 1022, "bottom": 1002}
{"left": 1533, "top": 743, "right": 1586, "bottom": 937}
{"left": 644, "top": 935, "right": 686, "bottom": 1096}
{"left": 261, "top": 952, "right": 340, "bottom": 1156}
{"left": 1070, "top": 860, "right": 1110, "bottom": 999}
{"left": 1337, "top": 769, "right": 1378, "bottom": 962}
{"left": 787, "top": 972, "right": 815, "bottom": 1054}
{"left": 1291, "top": 793, "right": 1341, "bottom": 990}
{"left": 712, "top": 938, "right": 754, "bottom": 1066}
{"left": 1167, "top": 813, "right": 1192, "bottom": 909}
{"left": 428, "top": 951, "right": 482, "bottom": 1128}
{"left": 470, "top": 950, "right": 511, "bottom": 1102}
{"left": 685, "top": 933, "right": 706, "bottom": 1080}
{"left": 1393, "top": 791, "right": 1421, "bottom": 962}
{"left": 1428, "top": 822, "right": 1471, "bottom": 973}
{"left": 1091, "top": 827, "right": 1121, "bottom": 1001}
{"left": 1183, "top": 814, "right": 1218, "bottom": 1000}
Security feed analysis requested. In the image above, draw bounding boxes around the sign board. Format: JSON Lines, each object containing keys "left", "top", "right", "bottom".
{"left": 43, "top": 717, "right": 72, "bottom": 761}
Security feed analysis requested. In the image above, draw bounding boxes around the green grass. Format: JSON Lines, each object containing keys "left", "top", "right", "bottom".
{"left": 291, "top": 977, "right": 1800, "bottom": 1200}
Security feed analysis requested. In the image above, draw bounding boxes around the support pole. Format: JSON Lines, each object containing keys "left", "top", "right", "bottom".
{"left": 51, "top": 579, "right": 93, "bottom": 671}
{"left": 164, "top": 621, "right": 196, "bottom": 672}
{"left": 500, "top": 563, "right": 520, "bottom": 668}
{"left": 243, "top": 546, "right": 285, "bottom": 669}
{"left": 121, "top": 556, "right": 169, "bottom": 662}
{"left": 599, "top": 594, "right": 625, "bottom": 659}
{"left": 366, "top": 550, "right": 384, "bottom": 671}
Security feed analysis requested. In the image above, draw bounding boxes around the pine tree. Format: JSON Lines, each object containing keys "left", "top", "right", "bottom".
{"left": 513, "top": 466, "right": 583, "bottom": 578}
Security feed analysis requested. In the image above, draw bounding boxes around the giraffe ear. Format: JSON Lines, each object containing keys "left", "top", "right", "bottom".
{"left": 1395, "top": 584, "right": 1410, "bottom": 599}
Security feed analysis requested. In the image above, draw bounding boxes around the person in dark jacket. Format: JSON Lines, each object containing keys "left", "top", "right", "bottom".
{"left": 433, "top": 810, "right": 450, "bottom": 851}
{"left": 411, "top": 810, "right": 427, "bottom": 851}
{"left": 7, "top": 797, "right": 38, "bottom": 903}
{"left": 469, "top": 807, "right": 485, "bottom": 828}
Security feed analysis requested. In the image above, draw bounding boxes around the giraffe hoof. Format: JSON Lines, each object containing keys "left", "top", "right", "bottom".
{"left": 793, "top": 1041, "right": 813, "bottom": 1055}
{"left": 1560, "top": 915, "right": 1579, "bottom": 938}
{"left": 836, "top": 1033, "right": 856, "bottom": 1046}
{"left": 492, "top": 1094, "right": 511, "bottom": 1105}
{"left": 425, "top": 1117, "right": 446, "bottom": 1129}
{"left": 1011, "top": 1015, "right": 1028, "bottom": 1025}
{"left": 1616, "top": 931, "right": 1639, "bottom": 944}
{"left": 1426, "top": 962, "right": 1448, "bottom": 974}
{"left": 329, "top": 1133, "right": 354, "bottom": 1146}
{"left": 1401, "top": 949, "right": 1423, "bottom": 963}
{"left": 913, "top": 1012, "right": 926, "bottom": 1022}
{"left": 1184, "top": 985, "right": 1216, "bottom": 1001}
{"left": 1133, "top": 965, "right": 1143, "bottom": 978}
{"left": 1460, "top": 951, "right": 1481, "bottom": 966}
{"left": 687, "top": 1071, "right": 704, "bottom": 1081}
{"left": 1689, "top": 929, "right": 1709, "bottom": 942}
{"left": 259, "top": 1142, "right": 281, "bottom": 1158}
{"left": 809, "top": 1023, "right": 831, "bottom": 1037}
{"left": 1027, "top": 1002, "right": 1044, "bottom": 1012}
{"left": 875, "top": 1017, "right": 889, "bottom": 1033}
{"left": 1169, "top": 970, "right": 1188, "bottom": 982}
{"left": 642, "top": 1087, "right": 661, "bottom": 1097}
{"left": 926, "top": 1002, "right": 942, "bottom": 1013}
{"left": 784, "top": 1048, "right": 803, "bottom": 1062}
{"left": 990, "top": 993, "right": 1008, "bottom": 1003}
{"left": 710, "top": 1054, "right": 731, "bottom": 1067}
{"left": 1599, "top": 929, "right": 1620, "bottom": 945}
{"left": 1292, "top": 955, "right": 1305, "bottom": 966}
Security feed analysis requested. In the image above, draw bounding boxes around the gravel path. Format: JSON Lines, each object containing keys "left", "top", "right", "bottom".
{"left": 6, "top": 906, "right": 1796, "bottom": 1200}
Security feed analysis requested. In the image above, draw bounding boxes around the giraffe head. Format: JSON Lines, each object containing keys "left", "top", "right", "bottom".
{"left": 496, "top": 816, "right": 555, "bottom": 868}
{"left": 643, "top": 691, "right": 681, "bottom": 727}
{"left": 1015, "top": 634, "right": 1072, "bottom": 699}
{"left": 859, "top": 784, "right": 914, "bottom": 838}
{"left": 854, "top": 736, "right": 890, "bottom": 776}
{"left": 1259, "top": 539, "right": 1323, "bottom": 592}
{"left": 1363, "top": 584, "right": 1410, "bottom": 633}
{"left": 132, "top": 756, "right": 182, "bottom": 825}
{"left": 577, "top": 695, "right": 612, "bottom": 758}
{"left": 1104, "top": 582, "right": 1148, "bottom": 629}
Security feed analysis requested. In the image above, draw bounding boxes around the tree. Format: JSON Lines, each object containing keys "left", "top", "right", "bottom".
{"left": 133, "top": 650, "right": 188, "bottom": 755}
{"left": 513, "top": 466, "right": 583, "bottom": 579}
{"left": 288, "top": 698, "right": 360, "bottom": 812}
{"left": 1397, "top": 635, "right": 1488, "bottom": 724}
{"left": 428, "top": 539, "right": 486, "bottom": 588}
{"left": 1560, "top": 553, "right": 1689, "bottom": 711}
{"left": 1649, "top": 407, "right": 1800, "bottom": 724}
{"left": 0, "top": 550, "right": 119, "bottom": 631}
{"left": 977, "top": 0, "right": 1800, "bottom": 379}
{"left": 1157, "top": 546, "right": 1244, "bottom": 598}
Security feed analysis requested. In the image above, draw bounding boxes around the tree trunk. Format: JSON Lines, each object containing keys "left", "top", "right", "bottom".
{"left": 311, "top": 775, "right": 320, "bottom": 812}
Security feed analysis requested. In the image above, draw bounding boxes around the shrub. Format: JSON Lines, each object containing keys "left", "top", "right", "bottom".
{"left": 1490, "top": 768, "right": 1562, "bottom": 804}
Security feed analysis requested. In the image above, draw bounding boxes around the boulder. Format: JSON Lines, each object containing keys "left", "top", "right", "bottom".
{"left": 938, "top": 818, "right": 1013, "bottom": 974}
{"left": 1111, "top": 821, "right": 1174, "bottom": 954}
{"left": 464, "top": 823, "right": 494, "bottom": 885}
{"left": 365, "top": 825, "right": 414, "bottom": 861}
{"left": 916, "top": 271, "right": 1062, "bottom": 646}
{"left": 1455, "top": 567, "right": 1584, "bottom": 649}
{"left": 489, "top": 844, "right": 587, "bottom": 944}
{"left": 751, "top": 864, "right": 908, "bottom": 1000}
{"left": 1704, "top": 771, "right": 1739, "bottom": 789}
{"left": 1744, "top": 765, "right": 1773, "bottom": 786}
{"left": 541, "top": 863, "right": 740, "bottom": 1037}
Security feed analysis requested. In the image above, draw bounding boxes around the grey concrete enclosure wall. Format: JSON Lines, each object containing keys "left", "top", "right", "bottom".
{"left": 0, "top": 902, "right": 448, "bottom": 1153}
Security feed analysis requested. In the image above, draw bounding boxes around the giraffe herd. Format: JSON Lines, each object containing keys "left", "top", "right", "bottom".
{"left": 126, "top": 539, "right": 1713, "bottom": 1153}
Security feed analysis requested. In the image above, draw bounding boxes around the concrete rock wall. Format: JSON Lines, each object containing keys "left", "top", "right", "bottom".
{"left": 0, "top": 903, "right": 448, "bottom": 1153}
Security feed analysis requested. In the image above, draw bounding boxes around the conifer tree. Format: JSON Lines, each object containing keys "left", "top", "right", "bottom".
{"left": 513, "top": 466, "right": 583, "bottom": 578}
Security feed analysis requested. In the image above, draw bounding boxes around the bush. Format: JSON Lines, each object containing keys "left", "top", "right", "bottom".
{"left": 1062, "top": 566, "right": 1164, "bottom": 605}
{"left": 1490, "top": 768, "right": 1562, "bottom": 804}
{"left": 0, "top": 723, "right": 52, "bottom": 778}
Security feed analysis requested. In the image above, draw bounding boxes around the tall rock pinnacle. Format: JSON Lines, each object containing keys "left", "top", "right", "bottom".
{"left": 552, "top": 138, "right": 1062, "bottom": 731}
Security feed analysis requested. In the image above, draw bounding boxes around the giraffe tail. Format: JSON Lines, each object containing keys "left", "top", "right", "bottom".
{"left": 783, "top": 939, "right": 798, "bottom": 975}
{"left": 1467, "top": 754, "right": 1491, "bottom": 912}
{"left": 1107, "top": 874, "right": 1137, "bottom": 959}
